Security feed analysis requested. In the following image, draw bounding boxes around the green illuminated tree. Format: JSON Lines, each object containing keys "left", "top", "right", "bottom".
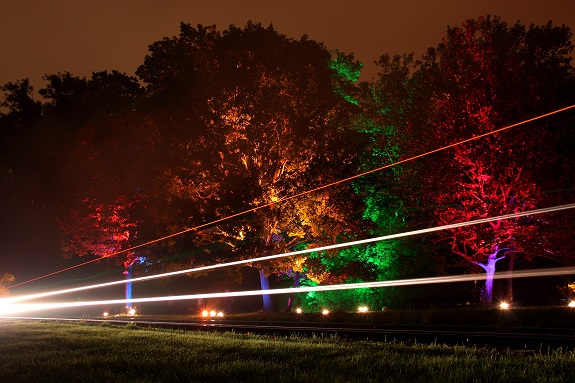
{"left": 293, "top": 52, "right": 443, "bottom": 311}
{"left": 338, "top": 53, "right": 442, "bottom": 309}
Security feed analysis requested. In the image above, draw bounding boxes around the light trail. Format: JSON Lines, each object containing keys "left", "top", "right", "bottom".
{"left": 9, "top": 104, "right": 575, "bottom": 289}
{"left": 3, "top": 203, "right": 574, "bottom": 305}
{"left": 2, "top": 266, "right": 575, "bottom": 316}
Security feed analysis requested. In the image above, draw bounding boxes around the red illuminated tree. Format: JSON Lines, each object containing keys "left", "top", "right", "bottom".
{"left": 408, "top": 16, "right": 575, "bottom": 305}
{"left": 53, "top": 72, "right": 156, "bottom": 270}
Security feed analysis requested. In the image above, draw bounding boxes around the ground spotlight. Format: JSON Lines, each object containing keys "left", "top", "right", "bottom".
{"left": 499, "top": 302, "right": 510, "bottom": 310}
{"left": 357, "top": 306, "right": 368, "bottom": 313}
{"left": 295, "top": 308, "right": 302, "bottom": 314}
{"left": 568, "top": 301, "right": 575, "bottom": 308}
{"left": 322, "top": 309, "right": 330, "bottom": 315}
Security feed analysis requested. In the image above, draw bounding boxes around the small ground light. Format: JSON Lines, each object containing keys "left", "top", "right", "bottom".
{"left": 102, "top": 312, "right": 109, "bottom": 317}
{"left": 568, "top": 301, "right": 575, "bottom": 308}
{"left": 209, "top": 310, "right": 217, "bottom": 317}
{"left": 357, "top": 306, "right": 368, "bottom": 313}
{"left": 322, "top": 309, "right": 330, "bottom": 315}
{"left": 217, "top": 312, "right": 224, "bottom": 317}
{"left": 128, "top": 308, "right": 136, "bottom": 316}
{"left": 201, "top": 310, "right": 209, "bottom": 317}
{"left": 295, "top": 308, "right": 303, "bottom": 314}
{"left": 499, "top": 302, "right": 510, "bottom": 310}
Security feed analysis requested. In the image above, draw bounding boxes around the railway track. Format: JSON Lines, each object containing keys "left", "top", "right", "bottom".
{"left": 7, "top": 316, "right": 575, "bottom": 349}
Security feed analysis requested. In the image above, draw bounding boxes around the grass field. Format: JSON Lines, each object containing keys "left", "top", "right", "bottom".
{"left": 1, "top": 318, "right": 574, "bottom": 382}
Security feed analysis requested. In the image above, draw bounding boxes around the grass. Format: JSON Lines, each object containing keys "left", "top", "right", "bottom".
{"left": 1, "top": 319, "right": 575, "bottom": 382}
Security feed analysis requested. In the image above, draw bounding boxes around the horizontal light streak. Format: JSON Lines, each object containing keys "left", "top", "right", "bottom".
{"left": 2, "top": 203, "right": 574, "bottom": 305}
{"left": 2, "top": 266, "right": 574, "bottom": 316}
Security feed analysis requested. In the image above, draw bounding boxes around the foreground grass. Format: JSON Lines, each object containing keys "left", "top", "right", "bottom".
{"left": 1, "top": 319, "right": 574, "bottom": 383}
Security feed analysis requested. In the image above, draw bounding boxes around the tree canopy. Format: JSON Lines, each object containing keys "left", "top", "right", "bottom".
{"left": 1, "top": 17, "right": 574, "bottom": 311}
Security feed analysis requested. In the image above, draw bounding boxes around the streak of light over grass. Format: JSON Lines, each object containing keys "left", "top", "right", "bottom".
{"left": 2, "top": 266, "right": 575, "bottom": 316}
{"left": 2, "top": 203, "right": 573, "bottom": 307}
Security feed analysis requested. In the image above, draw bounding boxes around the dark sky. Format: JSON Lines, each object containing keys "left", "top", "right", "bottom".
{"left": 1, "top": 0, "right": 574, "bottom": 88}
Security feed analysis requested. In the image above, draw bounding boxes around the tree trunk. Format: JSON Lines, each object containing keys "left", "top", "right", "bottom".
{"left": 124, "top": 265, "right": 133, "bottom": 312}
{"left": 285, "top": 273, "right": 301, "bottom": 312}
{"left": 482, "top": 252, "right": 499, "bottom": 306}
{"left": 259, "top": 268, "right": 272, "bottom": 312}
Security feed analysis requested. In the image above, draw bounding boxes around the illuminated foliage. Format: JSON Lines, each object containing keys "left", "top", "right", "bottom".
{"left": 57, "top": 105, "right": 159, "bottom": 270}
{"left": 0, "top": 273, "right": 15, "bottom": 297}
{"left": 410, "top": 16, "right": 575, "bottom": 305}
{"left": 2, "top": 16, "right": 573, "bottom": 311}
{"left": 329, "top": 51, "right": 363, "bottom": 105}
{"left": 60, "top": 196, "right": 138, "bottom": 259}
{"left": 136, "top": 22, "right": 364, "bottom": 311}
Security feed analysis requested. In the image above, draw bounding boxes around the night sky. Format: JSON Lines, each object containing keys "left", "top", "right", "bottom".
{"left": 1, "top": 0, "right": 574, "bottom": 88}
{"left": 1, "top": 0, "right": 574, "bottom": 305}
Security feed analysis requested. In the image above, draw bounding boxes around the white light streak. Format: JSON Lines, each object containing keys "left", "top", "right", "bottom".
{"left": 2, "top": 266, "right": 575, "bottom": 316}
{"left": 3, "top": 203, "right": 573, "bottom": 306}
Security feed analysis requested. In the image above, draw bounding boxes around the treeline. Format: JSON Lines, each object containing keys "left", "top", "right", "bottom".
{"left": 1, "top": 17, "right": 574, "bottom": 309}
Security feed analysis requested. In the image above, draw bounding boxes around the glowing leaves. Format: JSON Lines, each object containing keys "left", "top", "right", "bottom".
{"left": 61, "top": 196, "right": 139, "bottom": 259}
{"left": 131, "top": 22, "right": 364, "bottom": 311}
{"left": 409, "top": 16, "right": 575, "bottom": 304}
{"left": 329, "top": 51, "right": 362, "bottom": 83}
{"left": 329, "top": 51, "right": 362, "bottom": 106}
{"left": 0, "top": 273, "right": 15, "bottom": 297}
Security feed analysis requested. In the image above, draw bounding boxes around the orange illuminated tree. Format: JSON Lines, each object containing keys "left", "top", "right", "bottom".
{"left": 137, "top": 22, "right": 364, "bottom": 311}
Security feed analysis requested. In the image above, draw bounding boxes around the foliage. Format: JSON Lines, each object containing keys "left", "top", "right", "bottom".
{"left": 0, "top": 273, "right": 15, "bottom": 296}
{"left": 404, "top": 16, "right": 575, "bottom": 304}
{"left": 1, "top": 16, "right": 574, "bottom": 312}
{"left": 135, "top": 22, "right": 365, "bottom": 310}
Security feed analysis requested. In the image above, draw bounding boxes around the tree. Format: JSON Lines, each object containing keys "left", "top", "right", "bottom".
{"left": 409, "top": 16, "right": 575, "bottom": 305}
{"left": 136, "top": 22, "right": 363, "bottom": 311}
{"left": 0, "top": 79, "right": 42, "bottom": 132}
{"left": 58, "top": 111, "right": 161, "bottom": 253}
{"left": 323, "top": 52, "right": 447, "bottom": 310}
{"left": 0, "top": 273, "right": 15, "bottom": 297}
{"left": 0, "top": 79, "right": 43, "bottom": 208}
{"left": 47, "top": 71, "right": 158, "bottom": 311}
